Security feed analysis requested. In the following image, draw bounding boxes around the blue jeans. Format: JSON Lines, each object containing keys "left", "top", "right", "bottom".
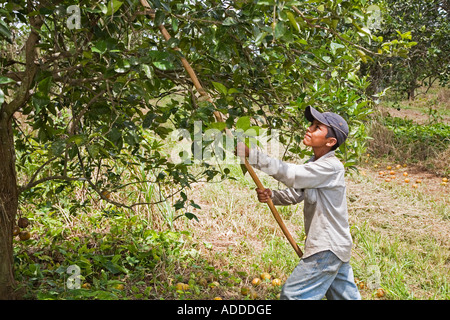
{"left": 280, "top": 250, "right": 361, "bottom": 300}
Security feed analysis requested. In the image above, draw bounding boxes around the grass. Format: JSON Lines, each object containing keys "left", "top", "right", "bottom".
{"left": 347, "top": 169, "right": 449, "bottom": 300}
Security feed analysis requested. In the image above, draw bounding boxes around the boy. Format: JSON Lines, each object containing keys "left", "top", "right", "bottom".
{"left": 236, "top": 106, "right": 361, "bottom": 300}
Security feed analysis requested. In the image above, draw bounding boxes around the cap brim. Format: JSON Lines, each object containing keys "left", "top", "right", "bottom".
{"left": 305, "top": 106, "right": 328, "bottom": 126}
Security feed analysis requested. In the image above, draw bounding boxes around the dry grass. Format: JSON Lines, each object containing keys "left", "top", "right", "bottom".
{"left": 346, "top": 166, "right": 449, "bottom": 299}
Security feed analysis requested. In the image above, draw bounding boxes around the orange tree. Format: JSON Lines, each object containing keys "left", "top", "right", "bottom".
{"left": 0, "top": 0, "right": 412, "bottom": 299}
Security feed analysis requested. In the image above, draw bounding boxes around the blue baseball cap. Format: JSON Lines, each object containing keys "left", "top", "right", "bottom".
{"left": 304, "top": 106, "right": 349, "bottom": 147}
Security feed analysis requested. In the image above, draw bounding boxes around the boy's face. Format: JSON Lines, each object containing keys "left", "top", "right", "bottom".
{"left": 303, "top": 120, "right": 337, "bottom": 150}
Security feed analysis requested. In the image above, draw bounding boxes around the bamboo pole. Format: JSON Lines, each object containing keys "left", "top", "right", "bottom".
{"left": 139, "top": 0, "right": 303, "bottom": 258}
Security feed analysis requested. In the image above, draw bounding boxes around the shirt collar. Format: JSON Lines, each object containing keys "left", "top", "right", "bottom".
{"left": 309, "top": 150, "right": 335, "bottom": 162}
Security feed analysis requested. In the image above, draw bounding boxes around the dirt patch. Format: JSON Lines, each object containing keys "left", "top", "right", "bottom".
{"left": 378, "top": 102, "right": 450, "bottom": 125}
{"left": 359, "top": 161, "right": 449, "bottom": 204}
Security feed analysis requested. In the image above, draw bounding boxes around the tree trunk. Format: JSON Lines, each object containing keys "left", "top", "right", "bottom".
{"left": 407, "top": 86, "right": 416, "bottom": 101}
{"left": 0, "top": 4, "right": 43, "bottom": 299}
{"left": 0, "top": 113, "right": 19, "bottom": 300}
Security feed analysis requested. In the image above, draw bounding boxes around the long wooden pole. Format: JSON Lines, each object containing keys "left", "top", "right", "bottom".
{"left": 139, "top": 1, "right": 303, "bottom": 258}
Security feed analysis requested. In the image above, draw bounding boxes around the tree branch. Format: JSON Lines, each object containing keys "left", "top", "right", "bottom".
{"left": 18, "top": 175, "right": 85, "bottom": 193}
{"left": 1, "top": 10, "right": 43, "bottom": 119}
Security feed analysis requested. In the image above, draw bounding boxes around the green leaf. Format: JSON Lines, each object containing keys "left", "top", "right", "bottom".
{"left": 0, "top": 88, "right": 4, "bottom": 105}
{"left": 211, "top": 81, "right": 228, "bottom": 96}
{"left": 87, "top": 144, "right": 100, "bottom": 157}
{"left": 154, "top": 10, "right": 165, "bottom": 26}
{"left": 67, "top": 134, "right": 88, "bottom": 146}
{"left": 0, "top": 76, "right": 15, "bottom": 85}
{"left": 185, "top": 212, "right": 199, "bottom": 222}
{"left": 347, "top": 71, "right": 359, "bottom": 83}
{"left": 32, "top": 93, "right": 50, "bottom": 114}
{"left": 207, "top": 122, "right": 227, "bottom": 131}
{"left": 330, "top": 42, "right": 345, "bottom": 55}
{"left": 38, "top": 76, "right": 52, "bottom": 95}
{"left": 274, "top": 21, "right": 286, "bottom": 39}
{"left": 254, "top": 31, "right": 268, "bottom": 45}
{"left": 91, "top": 40, "right": 107, "bottom": 55}
{"left": 152, "top": 61, "right": 174, "bottom": 70}
{"left": 105, "top": 0, "right": 123, "bottom": 16}
{"left": 222, "top": 17, "right": 236, "bottom": 26}
{"left": 286, "top": 11, "right": 300, "bottom": 33}
{"left": 240, "top": 163, "right": 248, "bottom": 176}
{"left": 0, "top": 19, "right": 12, "bottom": 43}
{"left": 172, "top": 17, "right": 179, "bottom": 32}
{"left": 244, "top": 126, "right": 261, "bottom": 136}
{"left": 114, "top": 59, "right": 130, "bottom": 73}
{"left": 236, "top": 116, "right": 251, "bottom": 131}
{"left": 50, "top": 140, "right": 66, "bottom": 157}
{"left": 141, "top": 64, "right": 154, "bottom": 79}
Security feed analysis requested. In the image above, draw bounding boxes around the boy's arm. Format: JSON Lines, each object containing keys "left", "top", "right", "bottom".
{"left": 271, "top": 188, "right": 305, "bottom": 206}
{"left": 249, "top": 148, "right": 343, "bottom": 189}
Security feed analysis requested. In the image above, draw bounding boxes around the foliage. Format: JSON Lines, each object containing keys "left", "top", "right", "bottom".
{"left": 360, "top": 0, "right": 450, "bottom": 99}
{"left": 381, "top": 116, "right": 450, "bottom": 152}
{"left": 13, "top": 199, "right": 198, "bottom": 299}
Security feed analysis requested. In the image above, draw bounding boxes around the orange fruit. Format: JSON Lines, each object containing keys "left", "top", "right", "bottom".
{"left": 176, "top": 282, "right": 189, "bottom": 291}
{"left": 385, "top": 178, "right": 391, "bottom": 182}
{"left": 442, "top": 177, "right": 448, "bottom": 183}
{"left": 241, "top": 286, "right": 250, "bottom": 295}
{"left": 389, "top": 170, "right": 395, "bottom": 175}
{"left": 249, "top": 289, "right": 258, "bottom": 299}
{"left": 415, "top": 179, "right": 422, "bottom": 184}
{"left": 403, "top": 172, "right": 408, "bottom": 176}
{"left": 199, "top": 278, "right": 208, "bottom": 287}
{"left": 101, "top": 190, "right": 111, "bottom": 199}
{"left": 114, "top": 284, "right": 124, "bottom": 290}
{"left": 386, "top": 166, "right": 392, "bottom": 170}
{"left": 376, "top": 288, "right": 385, "bottom": 298}
{"left": 404, "top": 178, "right": 410, "bottom": 183}
{"left": 378, "top": 171, "right": 385, "bottom": 176}
{"left": 12, "top": 225, "right": 20, "bottom": 236}
{"left": 272, "top": 279, "right": 282, "bottom": 286}
{"left": 81, "top": 283, "right": 91, "bottom": 289}
{"left": 412, "top": 184, "right": 418, "bottom": 188}
{"left": 260, "top": 272, "right": 271, "bottom": 281}
{"left": 19, "top": 230, "right": 31, "bottom": 241}
{"left": 251, "top": 277, "right": 261, "bottom": 286}
{"left": 18, "top": 217, "right": 29, "bottom": 229}
{"left": 396, "top": 165, "right": 401, "bottom": 169}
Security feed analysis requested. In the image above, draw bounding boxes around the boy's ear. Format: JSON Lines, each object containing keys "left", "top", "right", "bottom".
{"left": 326, "top": 137, "right": 338, "bottom": 148}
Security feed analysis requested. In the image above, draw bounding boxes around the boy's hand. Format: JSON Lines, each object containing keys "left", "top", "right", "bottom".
{"left": 235, "top": 141, "right": 250, "bottom": 158}
{"left": 256, "top": 188, "right": 272, "bottom": 203}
